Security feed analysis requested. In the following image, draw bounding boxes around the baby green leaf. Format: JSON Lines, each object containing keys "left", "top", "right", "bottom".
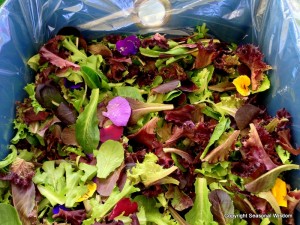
{"left": 95, "top": 140, "right": 124, "bottom": 179}
{"left": 244, "top": 164, "right": 300, "bottom": 193}
{"left": 75, "top": 88, "right": 100, "bottom": 153}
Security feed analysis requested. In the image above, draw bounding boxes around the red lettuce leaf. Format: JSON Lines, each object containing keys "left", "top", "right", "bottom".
{"left": 243, "top": 123, "right": 277, "bottom": 171}
{"left": 3, "top": 158, "right": 38, "bottom": 225}
{"left": 55, "top": 102, "right": 78, "bottom": 125}
{"left": 277, "top": 129, "right": 300, "bottom": 155}
{"left": 128, "top": 117, "right": 160, "bottom": 149}
{"left": 236, "top": 44, "right": 271, "bottom": 91}
{"left": 166, "top": 186, "right": 193, "bottom": 211}
{"left": 12, "top": 183, "right": 38, "bottom": 225}
{"left": 141, "top": 33, "right": 169, "bottom": 49}
{"left": 164, "top": 105, "right": 196, "bottom": 124}
{"left": 234, "top": 104, "right": 260, "bottom": 130}
{"left": 52, "top": 209, "right": 87, "bottom": 225}
{"left": 284, "top": 189, "right": 300, "bottom": 225}
{"left": 208, "top": 189, "right": 234, "bottom": 225}
{"left": 39, "top": 46, "right": 80, "bottom": 70}
{"left": 194, "top": 41, "right": 218, "bottom": 69}
{"left": 95, "top": 163, "right": 125, "bottom": 197}
{"left": 108, "top": 198, "right": 138, "bottom": 221}
{"left": 151, "top": 80, "right": 180, "bottom": 94}
{"left": 159, "top": 63, "right": 188, "bottom": 81}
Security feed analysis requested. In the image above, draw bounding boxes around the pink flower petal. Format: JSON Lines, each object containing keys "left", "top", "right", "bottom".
{"left": 102, "top": 96, "right": 131, "bottom": 126}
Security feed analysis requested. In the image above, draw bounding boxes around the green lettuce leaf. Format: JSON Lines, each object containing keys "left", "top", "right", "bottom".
{"left": 200, "top": 116, "right": 230, "bottom": 159}
{"left": 0, "top": 203, "right": 22, "bottom": 225}
{"left": 196, "top": 161, "right": 230, "bottom": 179}
{"left": 0, "top": 145, "right": 17, "bottom": 169}
{"left": 134, "top": 195, "right": 179, "bottom": 225}
{"left": 95, "top": 140, "right": 124, "bottom": 179}
{"left": 24, "top": 83, "right": 45, "bottom": 113}
{"left": 275, "top": 145, "right": 292, "bottom": 164}
{"left": 188, "top": 65, "right": 214, "bottom": 104}
{"left": 127, "top": 152, "right": 179, "bottom": 187}
{"left": 115, "top": 86, "right": 144, "bottom": 101}
{"left": 32, "top": 161, "right": 88, "bottom": 208}
{"left": 185, "top": 177, "right": 218, "bottom": 225}
{"left": 75, "top": 88, "right": 100, "bottom": 153}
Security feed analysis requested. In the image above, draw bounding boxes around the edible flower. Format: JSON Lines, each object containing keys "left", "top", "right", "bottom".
{"left": 52, "top": 204, "right": 69, "bottom": 214}
{"left": 116, "top": 35, "right": 141, "bottom": 56}
{"left": 271, "top": 178, "right": 287, "bottom": 207}
{"left": 102, "top": 96, "right": 131, "bottom": 126}
{"left": 77, "top": 182, "right": 97, "bottom": 202}
{"left": 232, "top": 75, "right": 251, "bottom": 96}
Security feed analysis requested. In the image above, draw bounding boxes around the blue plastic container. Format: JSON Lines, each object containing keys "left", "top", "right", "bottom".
{"left": 0, "top": 0, "right": 299, "bottom": 220}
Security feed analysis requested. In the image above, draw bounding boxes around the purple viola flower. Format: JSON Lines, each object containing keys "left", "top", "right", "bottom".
{"left": 116, "top": 35, "right": 141, "bottom": 56}
{"left": 102, "top": 96, "right": 131, "bottom": 126}
{"left": 64, "top": 78, "right": 84, "bottom": 90}
{"left": 52, "top": 204, "right": 69, "bottom": 214}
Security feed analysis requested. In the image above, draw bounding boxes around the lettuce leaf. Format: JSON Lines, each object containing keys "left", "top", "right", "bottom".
{"left": 95, "top": 140, "right": 124, "bottom": 179}
{"left": 185, "top": 177, "right": 218, "bottom": 225}
{"left": 75, "top": 88, "right": 100, "bottom": 154}
{"left": 0, "top": 203, "right": 22, "bottom": 225}
{"left": 127, "top": 152, "right": 179, "bottom": 187}
{"left": 32, "top": 161, "right": 88, "bottom": 208}
{"left": 134, "top": 195, "right": 179, "bottom": 225}
{"left": 83, "top": 179, "right": 139, "bottom": 224}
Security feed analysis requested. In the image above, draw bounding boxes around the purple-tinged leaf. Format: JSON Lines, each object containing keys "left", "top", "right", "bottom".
{"left": 151, "top": 80, "right": 180, "bottom": 94}
{"left": 95, "top": 163, "right": 125, "bottom": 197}
{"left": 208, "top": 189, "right": 234, "bottom": 225}
{"left": 234, "top": 104, "right": 260, "bottom": 130}
{"left": 52, "top": 209, "right": 86, "bottom": 225}
{"left": 126, "top": 98, "right": 173, "bottom": 124}
{"left": 55, "top": 102, "right": 78, "bottom": 125}
{"left": 236, "top": 44, "right": 272, "bottom": 91}
{"left": 35, "top": 82, "right": 65, "bottom": 109}
{"left": 39, "top": 46, "right": 80, "bottom": 70}
{"left": 61, "top": 126, "right": 79, "bottom": 146}
{"left": 128, "top": 117, "right": 160, "bottom": 149}
{"left": 164, "top": 105, "right": 196, "bottom": 124}
{"left": 163, "top": 148, "right": 193, "bottom": 164}
{"left": 102, "top": 97, "right": 131, "bottom": 126}
{"left": 12, "top": 182, "right": 38, "bottom": 225}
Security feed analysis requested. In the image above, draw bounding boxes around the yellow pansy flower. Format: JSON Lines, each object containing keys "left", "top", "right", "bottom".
{"left": 77, "top": 182, "right": 97, "bottom": 202}
{"left": 232, "top": 75, "right": 251, "bottom": 96}
{"left": 271, "top": 178, "right": 287, "bottom": 207}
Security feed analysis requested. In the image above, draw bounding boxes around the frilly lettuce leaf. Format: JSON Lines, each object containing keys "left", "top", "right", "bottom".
{"left": 24, "top": 83, "right": 45, "bottom": 113}
{"left": 32, "top": 161, "right": 88, "bottom": 208}
{"left": 127, "top": 152, "right": 179, "bottom": 187}
{"left": 188, "top": 65, "right": 214, "bottom": 104}
{"left": 134, "top": 195, "right": 179, "bottom": 225}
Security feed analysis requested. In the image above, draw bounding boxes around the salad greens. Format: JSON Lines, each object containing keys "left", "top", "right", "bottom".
{"left": 1, "top": 24, "right": 300, "bottom": 225}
